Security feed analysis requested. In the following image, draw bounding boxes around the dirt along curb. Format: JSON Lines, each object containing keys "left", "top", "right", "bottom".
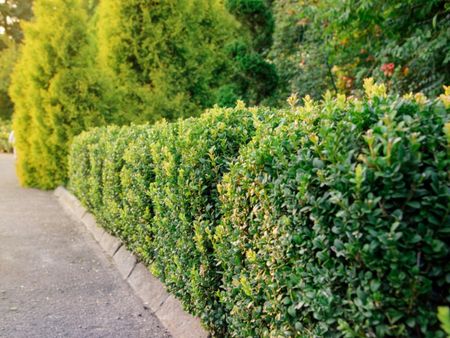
{"left": 54, "top": 186, "right": 209, "bottom": 338}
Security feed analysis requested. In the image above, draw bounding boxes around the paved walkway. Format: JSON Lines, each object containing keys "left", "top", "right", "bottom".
{"left": 0, "top": 154, "right": 170, "bottom": 338}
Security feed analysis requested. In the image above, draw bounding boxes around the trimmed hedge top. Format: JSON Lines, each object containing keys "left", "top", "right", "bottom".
{"left": 69, "top": 84, "right": 450, "bottom": 337}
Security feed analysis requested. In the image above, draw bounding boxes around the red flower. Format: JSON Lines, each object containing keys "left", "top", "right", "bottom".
{"left": 381, "top": 63, "right": 395, "bottom": 77}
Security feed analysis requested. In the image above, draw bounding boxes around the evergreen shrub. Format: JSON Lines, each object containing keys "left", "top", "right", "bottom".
{"left": 69, "top": 87, "right": 449, "bottom": 337}
{"left": 148, "top": 105, "right": 270, "bottom": 334}
{"left": 216, "top": 84, "right": 449, "bottom": 337}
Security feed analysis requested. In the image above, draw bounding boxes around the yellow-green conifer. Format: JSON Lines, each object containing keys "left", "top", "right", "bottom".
{"left": 9, "top": 0, "right": 113, "bottom": 188}
{"left": 96, "top": 0, "right": 238, "bottom": 122}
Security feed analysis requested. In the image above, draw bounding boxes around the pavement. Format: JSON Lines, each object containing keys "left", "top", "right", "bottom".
{"left": 0, "top": 154, "right": 171, "bottom": 338}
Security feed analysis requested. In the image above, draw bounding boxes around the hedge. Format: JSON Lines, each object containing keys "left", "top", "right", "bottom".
{"left": 148, "top": 106, "right": 272, "bottom": 335}
{"left": 216, "top": 85, "right": 449, "bottom": 337}
{"left": 69, "top": 85, "right": 449, "bottom": 337}
{"left": 69, "top": 106, "right": 265, "bottom": 335}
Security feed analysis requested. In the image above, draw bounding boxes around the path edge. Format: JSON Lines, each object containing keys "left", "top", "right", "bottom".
{"left": 54, "top": 186, "right": 209, "bottom": 338}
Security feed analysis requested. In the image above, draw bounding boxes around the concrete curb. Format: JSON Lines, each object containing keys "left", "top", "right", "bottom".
{"left": 54, "top": 187, "right": 209, "bottom": 338}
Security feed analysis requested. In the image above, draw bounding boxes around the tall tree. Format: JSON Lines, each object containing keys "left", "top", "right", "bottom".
{"left": 9, "top": 0, "right": 115, "bottom": 188}
{"left": 96, "top": 0, "right": 239, "bottom": 123}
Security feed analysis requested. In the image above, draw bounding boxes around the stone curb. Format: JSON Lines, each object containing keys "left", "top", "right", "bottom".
{"left": 54, "top": 186, "right": 209, "bottom": 338}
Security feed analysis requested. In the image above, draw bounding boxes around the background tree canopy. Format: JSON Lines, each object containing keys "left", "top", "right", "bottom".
{"left": 96, "top": 0, "right": 239, "bottom": 123}
{"left": 270, "top": 0, "right": 450, "bottom": 100}
{"left": 9, "top": 0, "right": 114, "bottom": 188}
{"left": 0, "top": 36, "right": 17, "bottom": 119}
{"left": 6, "top": 0, "right": 450, "bottom": 189}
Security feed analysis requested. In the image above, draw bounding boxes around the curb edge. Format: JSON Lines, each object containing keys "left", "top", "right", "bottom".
{"left": 54, "top": 186, "right": 209, "bottom": 338}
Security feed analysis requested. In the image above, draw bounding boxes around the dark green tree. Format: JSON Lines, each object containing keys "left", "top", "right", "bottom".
{"left": 221, "top": 0, "right": 278, "bottom": 106}
{"left": 269, "top": 0, "right": 333, "bottom": 100}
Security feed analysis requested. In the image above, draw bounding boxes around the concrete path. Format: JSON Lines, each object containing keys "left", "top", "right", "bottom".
{"left": 0, "top": 154, "right": 170, "bottom": 338}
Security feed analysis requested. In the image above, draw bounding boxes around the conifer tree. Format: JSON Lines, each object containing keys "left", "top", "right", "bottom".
{"left": 9, "top": 0, "right": 114, "bottom": 188}
{"left": 96, "top": 0, "right": 239, "bottom": 122}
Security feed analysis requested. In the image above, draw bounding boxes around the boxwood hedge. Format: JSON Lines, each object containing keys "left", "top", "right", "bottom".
{"left": 69, "top": 86, "right": 449, "bottom": 337}
{"left": 148, "top": 106, "right": 271, "bottom": 334}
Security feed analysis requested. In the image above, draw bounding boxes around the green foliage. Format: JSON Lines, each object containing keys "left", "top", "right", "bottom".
{"left": 0, "top": 37, "right": 17, "bottom": 120}
{"left": 322, "top": 0, "right": 450, "bottom": 95}
{"left": 270, "top": 0, "right": 450, "bottom": 100}
{"left": 69, "top": 89, "right": 449, "bottom": 337}
{"left": 216, "top": 90, "right": 449, "bottom": 336}
{"left": 96, "top": 0, "right": 239, "bottom": 122}
{"left": 221, "top": 39, "right": 278, "bottom": 107}
{"left": 69, "top": 124, "right": 147, "bottom": 234}
{"left": 0, "top": 0, "right": 32, "bottom": 122}
{"left": 68, "top": 127, "right": 101, "bottom": 207}
{"left": 0, "top": 118, "right": 12, "bottom": 153}
{"left": 69, "top": 106, "right": 263, "bottom": 334}
{"left": 223, "top": 0, "right": 278, "bottom": 106}
{"left": 118, "top": 125, "right": 159, "bottom": 259}
{"left": 9, "top": 0, "right": 116, "bottom": 189}
{"left": 438, "top": 307, "right": 450, "bottom": 337}
{"left": 269, "top": 0, "right": 332, "bottom": 100}
{"left": 95, "top": 0, "right": 279, "bottom": 116}
{"left": 226, "top": 0, "right": 274, "bottom": 52}
{"left": 149, "top": 106, "right": 267, "bottom": 334}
